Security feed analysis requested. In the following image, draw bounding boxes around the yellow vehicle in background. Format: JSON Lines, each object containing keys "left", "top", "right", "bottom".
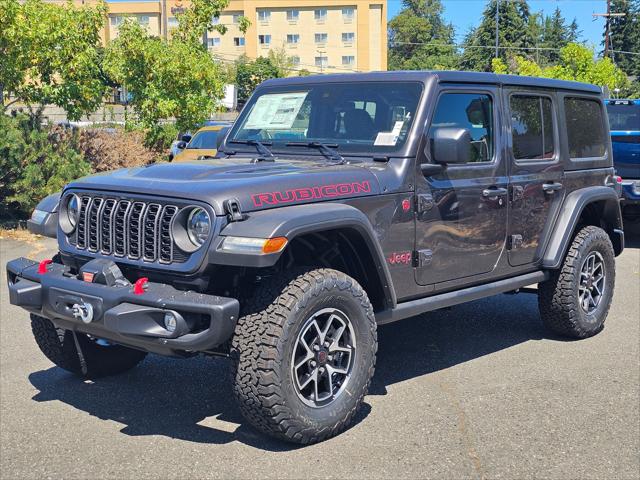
{"left": 172, "top": 124, "right": 230, "bottom": 162}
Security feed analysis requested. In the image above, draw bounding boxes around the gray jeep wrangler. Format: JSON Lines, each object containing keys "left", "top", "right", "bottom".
{"left": 8, "top": 71, "right": 624, "bottom": 444}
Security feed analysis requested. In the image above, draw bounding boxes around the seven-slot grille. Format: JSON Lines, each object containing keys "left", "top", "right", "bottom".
{"left": 72, "top": 195, "right": 183, "bottom": 264}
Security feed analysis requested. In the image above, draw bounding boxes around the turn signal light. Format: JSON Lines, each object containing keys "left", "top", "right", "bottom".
{"left": 262, "top": 237, "right": 288, "bottom": 254}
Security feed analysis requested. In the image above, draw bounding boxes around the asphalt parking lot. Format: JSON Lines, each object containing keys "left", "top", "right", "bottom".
{"left": 1, "top": 230, "right": 638, "bottom": 479}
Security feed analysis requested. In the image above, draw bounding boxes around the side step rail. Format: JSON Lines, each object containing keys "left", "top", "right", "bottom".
{"left": 376, "top": 271, "right": 549, "bottom": 325}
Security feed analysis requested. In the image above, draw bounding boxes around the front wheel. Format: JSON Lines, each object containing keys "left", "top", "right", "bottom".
{"left": 231, "top": 269, "right": 377, "bottom": 444}
{"left": 538, "top": 225, "right": 616, "bottom": 339}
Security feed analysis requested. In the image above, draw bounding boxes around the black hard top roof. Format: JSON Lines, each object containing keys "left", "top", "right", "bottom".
{"left": 261, "top": 70, "right": 602, "bottom": 94}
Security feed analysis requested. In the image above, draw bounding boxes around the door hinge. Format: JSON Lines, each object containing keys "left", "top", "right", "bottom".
{"left": 508, "top": 234, "right": 523, "bottom": 250}
{"left": 417, "top": 194, "right": 434, "bottom": 213}
{"left": 511, "top": 185, "right": 524, "bottom": 202}
{"left": 414, "top": 249, "right": 433, "bottom": 267}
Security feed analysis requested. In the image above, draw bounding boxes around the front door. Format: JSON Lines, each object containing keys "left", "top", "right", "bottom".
{"left": 505, "top": 90, "right": 565, "bottom": 266}
{"left": 415, "top": 88, "right": 508, "bottom": 286}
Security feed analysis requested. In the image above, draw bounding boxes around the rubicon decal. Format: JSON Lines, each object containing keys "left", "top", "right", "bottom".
{"left": 252, "top": 181, "right": 372, "bottom": 207}
{"left": 388, "top": 251, "right": 413, "bottom": 265}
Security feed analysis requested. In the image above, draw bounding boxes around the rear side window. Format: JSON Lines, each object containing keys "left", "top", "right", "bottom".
{"left": 429, "top": 93, "right": 494, "bottom": 163}
{"left": 564, "top": 98, "right": 607, "bottom": 158}
{"left": 510, "top": 95, "right": 555, "bottom": 160}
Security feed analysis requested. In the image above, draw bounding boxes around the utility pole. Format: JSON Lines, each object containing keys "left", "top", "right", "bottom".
{"left": 593, "top": 0, "right": 625, "bottom": 58}
{"left": 495, "top": 0, "right": 500, "bottom": 59}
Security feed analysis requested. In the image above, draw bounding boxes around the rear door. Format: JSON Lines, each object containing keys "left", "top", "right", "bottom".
{"left": 415, "top": 86, "right": 508, "bottom": 286}
{"left": 505, "top": 90, "right": 565, "bottom": 266}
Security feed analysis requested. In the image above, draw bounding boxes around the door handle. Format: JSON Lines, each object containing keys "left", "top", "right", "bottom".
{"left": 542, "top": 182, "right": 563, "bottom": 193}
{"left": 482, "top": 187, "right": 508, "bottom": 198}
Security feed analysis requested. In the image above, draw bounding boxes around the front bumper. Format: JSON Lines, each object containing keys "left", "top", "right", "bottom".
{"left": 6, "top": 258, "right": 239, "bottom": 356}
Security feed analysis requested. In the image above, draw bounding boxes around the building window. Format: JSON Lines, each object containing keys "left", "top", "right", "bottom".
{"left": 232, "top": 13, "right": 241, "bottom": 24}
{"left": 259, "top": 34, "right": 271, "bottom": 45}
{"left": 564, "top": 98, "right": 607, "bottom": 159}
{"left": 207, "top": 37, "right": 221, "bottom": 47}
{"left": 286, "top": 9, "right": 299, "bottom": 21}
{"left": 342, "top": 8, "right": 354, "bottom": 21}
{"left": 315, "top": 56, "right": 328, "bottom": 68}
{"left": 233, "top": 37, "right": 245, "bottom": 47}
{"left": 342, "top": 32, "right": 355, "bottom": 43}
{"left": 211, "top": 16, "right": 220, "bottom": 25}
{"left": 257, "top": 10, "right": 270, "bottom": 22}
{"left": 291, "top": 56, "right": 300, "bottom": 67}
{"left": 286, "top": 34, "right": 300, "bottom": 44}
{"left": 137, "top": 15, "right": 150, "bottom": 26}
{"left": 315, "top": 33, "right": 328, "bottom": 44}
{"left": 342, "top": 55, "right": 355, "bottom": 66}
{"left": 510, "top": 95, "right": 555, "bottom": 160}
{"left": 110, "top": 16, "right": 123, "bottom": 26}
{"left": 314, "top": 9, "right": 327, "bottom": 22}
{"left": 167, "top": 16, "right": 178, "bottom": 28}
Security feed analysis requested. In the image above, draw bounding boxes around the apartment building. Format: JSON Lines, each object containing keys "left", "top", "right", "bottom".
{"left": 71, "top": 0, "right": 387, "bottom": 74}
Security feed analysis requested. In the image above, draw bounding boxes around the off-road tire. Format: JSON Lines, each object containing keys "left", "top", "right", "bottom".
{"left": 31, "top": 314, "right": 147, "bottom": 378}
{"left": 538, "top": 226, "right": 615, "bottom": 338}
{"left": 230, "top": 268, "right": 377, "bottom": 444}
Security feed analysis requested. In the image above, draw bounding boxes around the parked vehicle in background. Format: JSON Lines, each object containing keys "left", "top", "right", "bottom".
{"left": 172, "top": 125, "right": 230, "bottom": 162}
{"left": 606, "top": 99, "right": 640, "bottom": 223}
{"left": 11, "top": 71, "right": 624, "bottom": 445}
{"left": 169, "top": 121, "right": 232, "bottom": 161}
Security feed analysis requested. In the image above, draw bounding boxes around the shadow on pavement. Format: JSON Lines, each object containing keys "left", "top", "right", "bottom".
{"left": 28, "top": 289, "right": 552, "bottom": 449}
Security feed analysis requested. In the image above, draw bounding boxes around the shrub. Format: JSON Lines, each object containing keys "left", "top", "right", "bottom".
{"left": 0, "top": 114, "right": 92, "bottom": 218}
{"left": 77, "top": 128, "right": 162, "bottom": 172}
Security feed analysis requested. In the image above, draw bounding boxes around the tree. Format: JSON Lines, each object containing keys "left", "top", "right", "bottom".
{"left": 461, "top": 0, "right": 536, "bottom": 72}
{"left": 540, "top": 7, "right": 580, "bottom": 64}
{"left": 388, "top": 0, "right": 459, "bottom": 70}
{"left": 268, "top": 46, "right": 295, "bottom": 77}
{"left": 492, "top": 43, "right": 629, "bottom": 93}
{"left": 0, "top": 0, "right": 108, "bottom": 120}
{"left": 608, "top": 0, "right": 640, "bottom": 78}
{"left": 235, "top": 57, "right": 280, "bottom": 103}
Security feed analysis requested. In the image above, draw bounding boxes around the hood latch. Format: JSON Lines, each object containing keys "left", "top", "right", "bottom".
{"left": 224, "top": 198, "right": 245, "bottom": 222}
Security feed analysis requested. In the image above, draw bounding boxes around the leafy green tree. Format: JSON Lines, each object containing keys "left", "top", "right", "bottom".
{"left": 235, "top": 57, "right": 280, "bottom": 103}
{"left": 268, "top": 47, "right": 296, "bottom": 77}
{"left": 0, "top": 0, "right": 107, "bottom": 120}
{"left": 492, "top": 43, "right": 629, "bottom": 93}
{"left": 461, "top": 0, "right": 536, "bottom": 72}
{"left": 608, "top": 0, "right": 640, "bottom": 78}
{"left": 388, "top": 0, "right": 459, "bottom": 70}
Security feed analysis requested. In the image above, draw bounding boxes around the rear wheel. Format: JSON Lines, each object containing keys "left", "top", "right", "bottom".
{"left": 230, "top": 268, "right": 377, "bottom": 444}
{"left": 31, "top": 314, "right": 147, "bottom": 378}
{"left": 538, "top": 226, "right": 615, "bottom": 338}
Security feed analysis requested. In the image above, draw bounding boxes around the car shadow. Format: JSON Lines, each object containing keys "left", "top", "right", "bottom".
{"left": 28, "top": 291, "right": 554, "bottom": 449}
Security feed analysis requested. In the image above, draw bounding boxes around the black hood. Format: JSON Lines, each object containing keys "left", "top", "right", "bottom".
{"left": 65, "top": 157, "right": 381, "bottom": 215}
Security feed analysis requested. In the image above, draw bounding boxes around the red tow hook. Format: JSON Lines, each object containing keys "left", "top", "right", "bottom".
{"left": 38, "top": 259, "right": 53, "bottom": 274}
{"left": 133, "top": 277, "right": 149, "bottom": 295}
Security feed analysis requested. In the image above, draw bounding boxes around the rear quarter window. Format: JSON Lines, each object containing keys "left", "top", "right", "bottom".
{"left": 564, "top": 97, "right": 607, "bottom": 159}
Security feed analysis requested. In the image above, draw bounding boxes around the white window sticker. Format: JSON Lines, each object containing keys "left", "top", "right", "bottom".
{"left": 374, "top": 121, "right": 404, "bottom": 146}
{"left": 244, "top": 92, "right": 308, "bottom": 130}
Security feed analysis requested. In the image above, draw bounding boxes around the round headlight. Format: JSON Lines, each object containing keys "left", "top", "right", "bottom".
{"left": 187, "top": 208, "right": 211, "bottom": 247}
{"left": 59, "top": 193, "right": 81, "bottom": 234}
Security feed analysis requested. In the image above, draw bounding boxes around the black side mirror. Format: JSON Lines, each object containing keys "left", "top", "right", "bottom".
{"left": 180, "top": 134, "right": 192, "bottom": 143}
{"left": 177, "top": 141, "right": 187, "bottom": 150}
{"left": 430, "top": 127, "right": 472, "bottom": 165}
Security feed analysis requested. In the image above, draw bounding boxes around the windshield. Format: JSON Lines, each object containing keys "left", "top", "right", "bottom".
{"left": 187, "top": 130, "right": 219, "bottom": 149}
{"left": 228, "top": 82, "right": 423, "bottom": 154}
{"left": 606, "top": 102, "right": 639, "bottom": 131}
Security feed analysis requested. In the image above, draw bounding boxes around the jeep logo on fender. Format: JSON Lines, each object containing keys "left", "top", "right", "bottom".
{"left": 251, "top": 181, "right": 372, "bottom": 207}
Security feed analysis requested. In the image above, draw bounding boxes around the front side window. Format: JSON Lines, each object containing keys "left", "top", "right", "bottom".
{"left": 565, "top": 97, "right": 607, "bottom": 158}
{"left": 510, "top": 95, "right": 555, "bottom": 160}
{"left": 228, "top": 81, "right": 423, "bottom": 153}
{"left": 187, "top": 130, "right": 219, "bottom": 149}
{"left": 429, "top": 93, "right": 494, "bottom": 163}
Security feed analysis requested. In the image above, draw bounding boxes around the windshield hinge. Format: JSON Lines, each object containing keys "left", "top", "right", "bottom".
{"left": 224, "top": 198, "right": 244, "bottom": 222}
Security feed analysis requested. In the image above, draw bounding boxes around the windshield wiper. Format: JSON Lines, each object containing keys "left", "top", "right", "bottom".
{"left": 286, "top": 142, "right": 345, "bottom": 163}
{"left": 229, "top": 139, "right": 274, "bottom": 158}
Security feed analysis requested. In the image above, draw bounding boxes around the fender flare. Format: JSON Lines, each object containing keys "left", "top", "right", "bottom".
{"left": 209, "top": 203, "right": 396, "bottom": 308}
{"left": 542, "top": 186, "right": 623, "bottom": 269}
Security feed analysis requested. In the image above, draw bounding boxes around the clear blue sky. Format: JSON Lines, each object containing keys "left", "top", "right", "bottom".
{"left": 387, "top": 0, "right": 606, "bottom": 49}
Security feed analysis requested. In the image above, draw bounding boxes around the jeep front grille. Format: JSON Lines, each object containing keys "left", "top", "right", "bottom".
{"left": 71, "top": 195, "right": 184, "bottom": 264}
